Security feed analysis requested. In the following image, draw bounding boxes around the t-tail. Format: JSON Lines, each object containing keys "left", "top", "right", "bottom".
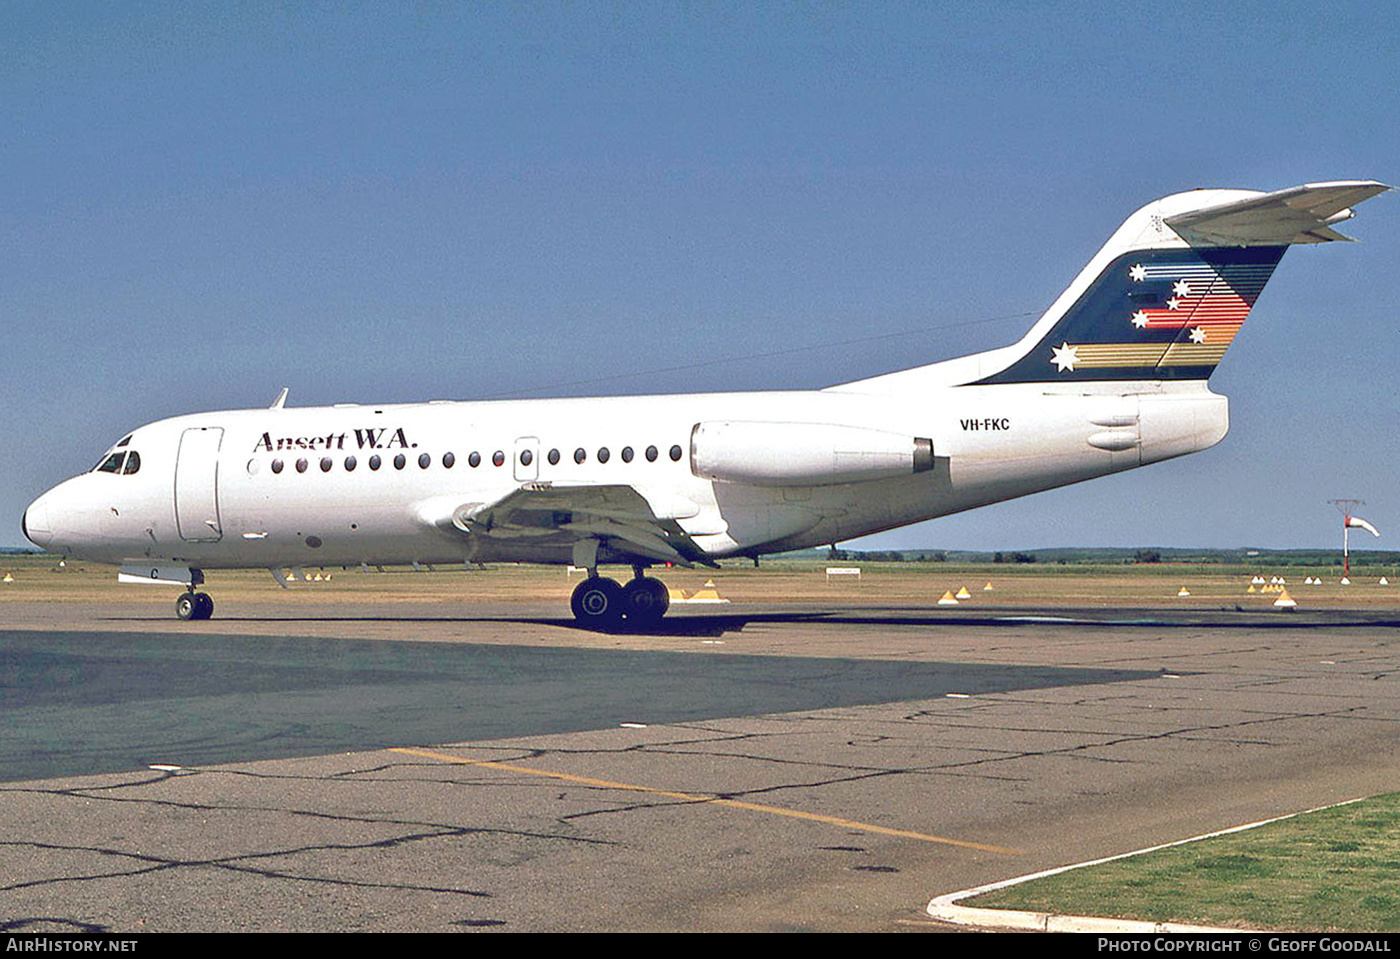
{"left": 979, "top": 179, "right": 1392, "bottom": 385}
{"left": 834, "top": 180, "right": 1390, "bottom": 393}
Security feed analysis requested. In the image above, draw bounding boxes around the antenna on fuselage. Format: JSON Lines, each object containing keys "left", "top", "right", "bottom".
{"left": 269, "top": 387, "right": 289, "bottom": 410}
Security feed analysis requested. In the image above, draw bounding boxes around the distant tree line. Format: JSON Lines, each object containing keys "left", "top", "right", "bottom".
{"left": 790, "top": 546, "right": 1400, "bottom": 566}
{"left": 826, "top": 547, "right": 947, "bottom": 562}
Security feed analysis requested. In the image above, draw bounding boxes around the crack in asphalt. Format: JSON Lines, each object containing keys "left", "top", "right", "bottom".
{"left": 525, "top": 700, "right": 1385, "bottom": 824}
{"left": 0, "top": 778, "right": 613, "bottom": 846}
{"left": 0, "top": 833, "right": 494, "bottom": 897}
{"left": 0, "top": 764, "right": 620, "bottom": 905}
{"left": 923, "top": 706, "right": 1374, "bottom": 772}
{"left": 0, "top": 917, "right": 109, "bottom": 933}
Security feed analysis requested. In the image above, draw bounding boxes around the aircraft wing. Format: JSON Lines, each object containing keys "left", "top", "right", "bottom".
{"left": 437, "top": 482, "right": 716, "bottom": 567}
{"left": 1165, "top": 180, "right": 1391, "bottom": 245}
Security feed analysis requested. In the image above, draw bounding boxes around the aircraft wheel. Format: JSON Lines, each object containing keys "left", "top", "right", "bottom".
{"left": 177, "top": 592, "right": 215, "bottom": 621}
{"left": 176, "top": 593, "right": 198, "bottom": 621}
{"left": 622, "top": 577, "right": 669, "bottom": 627}
{"left": 571, "top": 576, "right": 623, "bottom": 628}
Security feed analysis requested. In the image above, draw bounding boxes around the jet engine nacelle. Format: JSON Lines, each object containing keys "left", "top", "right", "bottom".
{"left": 690, "top": 421, "right": 935, "bottom": 487}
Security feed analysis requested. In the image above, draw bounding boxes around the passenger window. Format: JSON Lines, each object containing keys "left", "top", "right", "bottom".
{"left": 272, "top": 459, "right": 284, "bottom": 474}
{"left": 96, "top": 452, "right": 124, "bottom": 474}
{"left": 548, "top": 448, "right": 560, "bottom": 465}
{"left": 597, "top": 447, "right": 610, "bottom": 463}
{"left": 394, "top": 453, "right": 406, "bottom": 470}
{"left": 345, "top": 456, "right": 357, "bottom": 471}
{"left": 296, "top": 458, "right": 309, "bottom": 473}
{"left": 645, "top": 445, "right": 658, "bottom": 462}
{"left": 574, "top": 448, "right": 586, "bottom": 464}
{"left": 443, "top": 452, "right": 455, "bottom": 468}
{"left": 492, "top": 450, "right": 504, "bottom": 467}
{"left": 122, "top": 451, "right": 141, "bottom": 475}
{"left": 469, "top": 451, "right": 481, "bottom": 468}
{"left": 670, "top": 444, "right": 683, "bottom": 462}
{"left": 621, "top": 446, "right": 634, "bottom": 463}
{"left": 369, "top": 455, "right": 382, "bottom": 470}
{"left": 419, "top": 453, "right": 431, "bottom": 469}
{"left": 320, "top": 457, "right": 333, "bottom": 472}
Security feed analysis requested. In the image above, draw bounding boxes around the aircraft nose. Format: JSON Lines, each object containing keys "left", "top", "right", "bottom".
{"left": 22, "top": 491, "right": 54, "bottom": 550}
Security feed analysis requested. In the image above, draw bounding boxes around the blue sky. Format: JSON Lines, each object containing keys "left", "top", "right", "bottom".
{"left": 4, "top": 2, "right": 1396, "bottom": 551}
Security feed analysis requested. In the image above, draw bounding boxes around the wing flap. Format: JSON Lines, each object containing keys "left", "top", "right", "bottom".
{"left": 442, "top": 483, "right": 713, "bottom": 567}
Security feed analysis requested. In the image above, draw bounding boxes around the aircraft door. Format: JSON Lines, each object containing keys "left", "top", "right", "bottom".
{"left": 174, "top": 427, "right": 224, "bottom": 542}
{"left": 513, "top": 436, "right": 540, "bottom": 482}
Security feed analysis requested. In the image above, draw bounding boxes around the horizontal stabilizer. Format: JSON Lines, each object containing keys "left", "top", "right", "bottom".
{"left": 1165, "top": 180, "right": 1391, "bottom": 246}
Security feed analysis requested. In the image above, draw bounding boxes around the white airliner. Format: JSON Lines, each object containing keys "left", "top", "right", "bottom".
{"left": 23, "top": 180, "right": 1389, "bottom": 626}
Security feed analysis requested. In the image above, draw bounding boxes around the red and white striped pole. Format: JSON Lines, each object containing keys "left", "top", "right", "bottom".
{"left": 1341, "top": 512, "right": 1381, "bottom": 578}
{"left": 1343, "top": 515, "right": 1351, "bottom": 576}
{"left": 1329, "top": 501, "right": 1376, "bottom": 582}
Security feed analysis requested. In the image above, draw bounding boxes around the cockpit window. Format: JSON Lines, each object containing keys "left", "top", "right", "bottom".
{"left": 117, "top": 435, "right": 132, "bottom": 448}
{"left": 93, "top": 450, "right": 141, "bottom": 475}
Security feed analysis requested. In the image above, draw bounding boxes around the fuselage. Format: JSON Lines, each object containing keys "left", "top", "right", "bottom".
{"left": 23, "top": 379, "right": 1226, "bottom": 571}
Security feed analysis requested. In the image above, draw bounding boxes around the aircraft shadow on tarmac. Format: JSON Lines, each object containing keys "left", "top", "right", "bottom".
{"left": 118, "top": 606, "right": 1400, "bottom": 636}
{"left": 2, "top": 623, "right": 1165, "bottom": 783}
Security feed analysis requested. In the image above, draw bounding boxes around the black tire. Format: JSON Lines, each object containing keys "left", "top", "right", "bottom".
{"left": 571, "top": 576, "right": 623, "bottom": 628}
{"left": 193, "top": 592, "right": 215, "bottom": 620}
{"left": 622, "top": 577, "right": 670, "bottom": 628}
{"left": 176, "top": 593, "right": 197, "bottom": 621}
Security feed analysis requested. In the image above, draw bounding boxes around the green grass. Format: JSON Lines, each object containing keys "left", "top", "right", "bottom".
{"left": 967, "top": 793, "right": 1400, "bottom": 932}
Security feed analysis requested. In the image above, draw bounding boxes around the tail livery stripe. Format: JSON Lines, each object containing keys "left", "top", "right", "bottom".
{"left": 979, "top": 246, "right": 1286, "bottom": 384}
{"left": 1051, "top": 342, "right": 1229, "bottom": 371}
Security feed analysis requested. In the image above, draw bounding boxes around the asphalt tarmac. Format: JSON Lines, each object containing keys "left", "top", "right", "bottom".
{"left": 3, "top": 602, "right": 1398, "bottom": 932}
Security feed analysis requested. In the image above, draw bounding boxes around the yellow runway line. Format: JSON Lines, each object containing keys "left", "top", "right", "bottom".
{"left": 391, "top": 746, "right": 1021, "bottom": 855}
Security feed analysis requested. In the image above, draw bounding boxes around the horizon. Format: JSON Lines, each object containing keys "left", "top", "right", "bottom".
{"left": 6, "top": 545, "right": 1395, "bottom": 560}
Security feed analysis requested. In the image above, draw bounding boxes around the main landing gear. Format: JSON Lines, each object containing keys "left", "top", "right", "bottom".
{"left": 174, "top": 568, "right": 214, "bottom": 620}
{"left": 570, "top": 570, "right": 670, "bottom": 630}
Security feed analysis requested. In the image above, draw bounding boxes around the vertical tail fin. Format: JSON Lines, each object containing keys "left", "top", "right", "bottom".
{"left": 975, "top": 180, "right": 1388, "bottom": 386}
{"left": 979, "top": 244, "right": 1286, "bottom": 384}
{"left": 830, "top": 181, "right": 1388, "bottom": 395}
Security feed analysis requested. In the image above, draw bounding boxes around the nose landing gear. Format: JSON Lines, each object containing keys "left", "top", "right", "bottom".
{"left": 176, "top": 591, "right": 215, "bottom": 621}
{"left": 174, "top": 568, "right": 214, "bottom": 620}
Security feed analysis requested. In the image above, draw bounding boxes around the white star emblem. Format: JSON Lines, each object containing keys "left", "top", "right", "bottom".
{"left": 1131, "top": 310, "right": 1149, "bottom": 328}
{"left": 1173, "top": 279, "right": 1191, "bottom": 297}
{"left": 1129, "top": 263, "right": 1147, "bottom": 282}
{"left": 1167, "top": 297, "right": 1181, "bottom": 310}
{"left": 1050, "top": 342, "right": 1079, "bottom": 372}
{"left": 1189, "top": 327, "right": 1207, "bottom": 343}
